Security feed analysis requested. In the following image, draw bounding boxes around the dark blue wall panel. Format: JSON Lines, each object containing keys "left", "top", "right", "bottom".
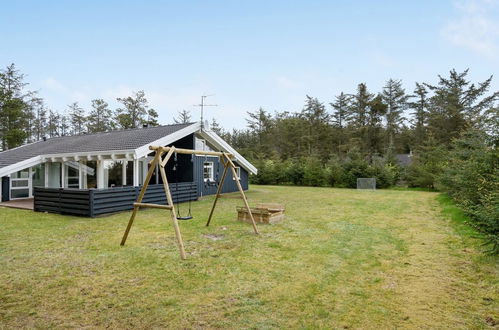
{"left": 193, "top": 155, "right": 249, "bottom": 197}
{"left": 1, "top": 176, "right": 9, "bottom": 202}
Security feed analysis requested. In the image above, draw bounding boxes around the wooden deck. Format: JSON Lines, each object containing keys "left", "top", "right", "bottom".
{"left": 0, "top": 198, "right": 34, "bottom": 210}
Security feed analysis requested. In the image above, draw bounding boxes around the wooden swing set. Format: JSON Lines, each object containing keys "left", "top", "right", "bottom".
{"left": 120, "top": 145, "right": 259, "bottom": 259}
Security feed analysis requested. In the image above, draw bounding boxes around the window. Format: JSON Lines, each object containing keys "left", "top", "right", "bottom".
{"left": 232, "top": 166, "right": 241, "bottom": 180}
{"left": 12, "top": 169, "right": 29, "bottom": 179}
{"left": 104, "top": 160, "right": 124, "bottom": 187}
{"left": 32, "top": 164, "right": 45, "bottom": 188}
{"left": 47, "top": 163, "right": 62, "bottom": 188}
{"left": 81, "top": 161, "right": 97, "bottom": 189}
{"left": 65, "top": 162, "right": 80, "bottom": 188}
{"left": 203, "top": 162, "right": 214, "bottom": 182}
{"left": 10, "top": 169, "right": 30, "bottom": 199}
{"left": 125, "top": 161, "right": 134, "bottom": 186}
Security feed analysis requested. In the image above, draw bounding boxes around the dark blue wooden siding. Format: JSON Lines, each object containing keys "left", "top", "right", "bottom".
{"left": 34, "top": 183, "right": 197, "bottom": 217}
{"left": 1, "top": 176, "right": 9, "bottom": 202}
{"left": 193, "top": 155, "right": 248, "bottom": 197}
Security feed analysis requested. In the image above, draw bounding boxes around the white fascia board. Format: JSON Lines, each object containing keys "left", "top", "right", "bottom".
{"left": 134, "top": 122, "right": 202, "bottom": 159}
{"left": 0, "top": 156, "right": 42, "bottom": 177}
{"left": 42, "top": 149, "right": 136, "bottom": 161}
{"left": 198, "top": 129, "right": 258, "bottom": 175}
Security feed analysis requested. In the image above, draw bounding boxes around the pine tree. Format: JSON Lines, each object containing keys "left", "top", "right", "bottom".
{"left": 348, "top": 83, "right": 373, "bottom": 128}
{"left": 47, "top": 110, "right": 60, "bottom": 137}
{"left": 88, "top": 98, "right": 112, "bottom": 133}
{"left": 246, "top": 108, "right": 274, "bottom": 156}
{"left": 301, "top": 96, "right": 330, "bottom": 158}
{"left": 0, "top": 64, "right": 30, "bottom": 149}
{"left": 32, "top": 97, "right": 47, "bottom": 140}
{"left": 366, "top": 94, "right": 388, "bottom": 161}
{"left": 424, "top": 69, "right": 499, "bottom": 145}
{"left": 348, "top": 83, "right": 374, "bottom": 155}
{"left": 330, "top": 92, "right": 350, "bottom": 128}
{"left": 60, "top": 113, "right": 70, "bottom": 136}
{"left": 146, "top": 108, "right": 159, "bottom": 127}
{"left": 210, "top": 118, "right": 223, "bottom": 135}
{"left": 174, "top": 110, "right": 191, "bottom": 124}
{"left": 382, "top": 79, "right": 408, "bottom": 155}
{"left": 24, "top": 96, "right": 36, "bottom": 143}
{"left": 68, "top": 102, "right": 86, "bottom": 135}
{"left": 408, "top": 83, "right": 429, "bottom": 148}
{"left": 116, "top": 90, "right": 155, "bottom": 129}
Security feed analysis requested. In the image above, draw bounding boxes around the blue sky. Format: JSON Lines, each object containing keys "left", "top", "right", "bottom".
{"left": 1, "top": 0, "right": 498, "bottom": 129}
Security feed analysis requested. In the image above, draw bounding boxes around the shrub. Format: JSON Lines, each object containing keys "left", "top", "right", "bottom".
{"left": 438, "top": 131, "right": 499, "bottom": 254}
{"left": 284, "top": 159, "right": 305, "bottom": 185}
{"left": 302, "top": 157, "right": 328, "bottom": 186}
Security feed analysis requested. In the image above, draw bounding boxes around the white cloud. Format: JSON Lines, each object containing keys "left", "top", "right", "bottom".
{"left": 41, "top": 77, "right": 66, "bottom": 92}
{"left": 275, "top": 76, "right": 299, "bottom": 89}
{"left": 370, "top": 51, "right": 396, "bottom": 67}
{"left": 441, "top": 0, "right": 499, "bottom": 58}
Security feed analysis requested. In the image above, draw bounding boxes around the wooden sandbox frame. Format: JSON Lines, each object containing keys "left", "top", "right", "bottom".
{"left": 237, "top": 203, "right": 285, "bottom": 224}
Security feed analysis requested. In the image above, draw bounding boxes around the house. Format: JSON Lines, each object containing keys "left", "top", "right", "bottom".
{"left": 0, "top": 122, "right": 257, "bottom": 216}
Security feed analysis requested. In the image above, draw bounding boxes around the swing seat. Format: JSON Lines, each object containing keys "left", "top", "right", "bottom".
{"left": 177, "top": 216, "right": 193, "bottom": 221}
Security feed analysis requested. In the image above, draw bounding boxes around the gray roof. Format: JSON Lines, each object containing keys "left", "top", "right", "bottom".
{"left": 395, "top": 154, "right": 413, "bottom": 167}
{"left": 0, "top": 123, "right": 193, "bottom": 170}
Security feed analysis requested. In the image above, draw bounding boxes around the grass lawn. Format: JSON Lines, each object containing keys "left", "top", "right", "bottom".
{"left": 0, "top": 185, "right": 498, "bottom": 328}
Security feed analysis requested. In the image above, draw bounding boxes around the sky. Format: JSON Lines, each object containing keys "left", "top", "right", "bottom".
{"left": 1, "top": 0, "right": 498, "bottom": 129}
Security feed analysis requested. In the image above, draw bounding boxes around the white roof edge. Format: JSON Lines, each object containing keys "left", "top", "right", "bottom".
{"left": 135, "top": 122, "right": 202, "bottom": 159}
{"left": 0, "top": 156, "right": 42, "bottom": 177}
{"left": 199, "top": 129, "right": 258, "bottom": 175}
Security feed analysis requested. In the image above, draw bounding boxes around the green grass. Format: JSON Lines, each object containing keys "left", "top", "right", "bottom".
{"left": 0, "top": 185, "right": 498, "bottom": 328}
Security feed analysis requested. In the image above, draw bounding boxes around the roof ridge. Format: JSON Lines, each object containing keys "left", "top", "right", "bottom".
{"left": 39, "top": 122, "right": 196, "bottom": 142}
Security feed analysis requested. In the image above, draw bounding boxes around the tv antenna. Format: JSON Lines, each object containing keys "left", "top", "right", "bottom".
{"left": 194, "top": 94, "right": 217, "bottom": 128}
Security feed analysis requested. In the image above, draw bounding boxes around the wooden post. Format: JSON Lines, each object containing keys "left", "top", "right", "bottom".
{"left": 157, "top": 149, "right": 187, "bottom": 260}
{"left": 224, "top": 153, "right": 259, "bottom": 235}
{"left": 120, "top": 151, "right": 162, "bottom": 246}
{"left": 205, "top": 157, "right": 230, "bottom": 227}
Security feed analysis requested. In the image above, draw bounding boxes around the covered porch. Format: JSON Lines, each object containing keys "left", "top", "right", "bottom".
{"left": 1, "top": 134, "right": 195, "bottom": 202}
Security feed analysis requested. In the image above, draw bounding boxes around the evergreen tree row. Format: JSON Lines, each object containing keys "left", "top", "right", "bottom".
{"left": 216, "top": 69, "right": 497, "bottom": 171}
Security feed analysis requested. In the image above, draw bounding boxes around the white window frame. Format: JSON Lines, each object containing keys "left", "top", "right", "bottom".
{"left": 203, "top": 161, "right": 214, "bottom": 182}
{"left": 64, "top": 162, "right": 80, "bottom": 188}
{"left": 232, "top": 166, "right": 241, "bottom": 180}
{"left": 10, "top": 168, "right": 32, "bottom": 199}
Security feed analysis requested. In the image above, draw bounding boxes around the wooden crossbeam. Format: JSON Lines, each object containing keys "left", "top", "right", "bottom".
{"left": 150, "top": 146, "right": 233, "bottom": 158}
{"left": 216, "top": 194, "right": 242, "bottom": 199}
{"left": 133, "top": 203, "right": 173, "bottom": 210}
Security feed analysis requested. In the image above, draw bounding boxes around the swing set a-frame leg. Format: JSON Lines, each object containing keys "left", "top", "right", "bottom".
{"left": 206, "top": 156, "right": 230, "bottom": 227}
{"left": 159, "top": 163, "right": 187, "bottom": 260}
{"left": 224, "top": 153, "right": 259, "bottom": 235}
{"left": 206, "top": 153, "right": 259, "bottom": 235}
{"left": 120, "top": 147, "right": 187, "bottom": 260}
{"left": 120, "top": 151, "right": 162, "bottom": 246}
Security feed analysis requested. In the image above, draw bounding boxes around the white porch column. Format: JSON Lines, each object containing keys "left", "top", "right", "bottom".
{"left": 44, "top": 163, "right": 49, "bottom": 187}
{"left": 122, "top": 161, "right": 127, "bottom": 186}
{"left": 97, "top": 160, "right": 105, "bottom": 189}
{"left": 78, "top": 161, "right": 83, "bottom": 189}
{"left": 142, "top": 159, "right": 148, "bottom": 184}
{"left": 133, "top": 159, "right": 139, "bottom": 186}
{"left": 61, "top": 162, "right": 66, "bottom": 188}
